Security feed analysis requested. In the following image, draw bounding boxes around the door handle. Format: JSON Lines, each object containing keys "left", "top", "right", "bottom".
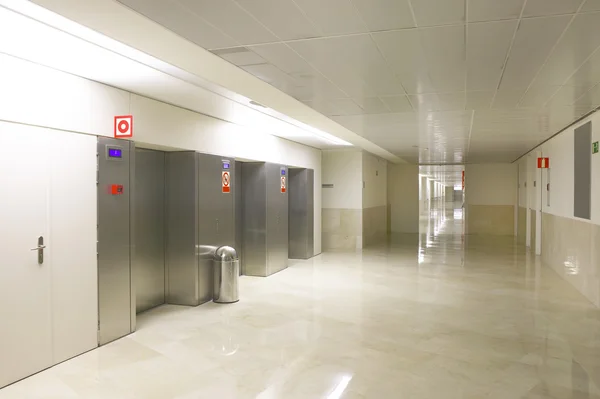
{"left": 30, "top": 236, "right": 45, "bottom": 264}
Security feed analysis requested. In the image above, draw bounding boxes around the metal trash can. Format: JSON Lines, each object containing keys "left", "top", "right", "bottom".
{"left": 213, "top": 246, "right": 240, "bottom": 303}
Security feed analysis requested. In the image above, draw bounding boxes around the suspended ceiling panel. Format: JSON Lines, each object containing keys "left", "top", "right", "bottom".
{"left": 114, "top": 0, "right": 600, "bottom": 163}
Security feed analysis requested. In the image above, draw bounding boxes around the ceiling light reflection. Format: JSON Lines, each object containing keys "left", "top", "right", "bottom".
{"left": 326, "top": 375, "right": 353, "bottom": 399}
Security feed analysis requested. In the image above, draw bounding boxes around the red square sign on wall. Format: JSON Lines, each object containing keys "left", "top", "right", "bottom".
{"left": 114, "top": 115, "right": 133, "bottom": 138}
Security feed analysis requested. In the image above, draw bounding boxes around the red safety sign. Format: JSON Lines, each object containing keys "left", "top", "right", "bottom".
{"left": 222, "top": 171, "right": 231, "bottom": 193}
{"left": 110, "top": 184, "right": 124, "bottom": 195}
{"left": 281, "top": 176, "right": 286, "bottom": 193}
{"left": 114, "top": 115, "right": 133, "bottom": 138}
{"left": 537, "top": 157, "right": 549, "bottom": 169}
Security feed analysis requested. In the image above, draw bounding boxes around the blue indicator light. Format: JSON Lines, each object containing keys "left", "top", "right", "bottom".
{"left": 223, "top": 162, "right": 230, "bottom": 170}
{"left": 281, "top": 169, "right": 286, "bottom": 176}
{"left": 108, "top": 148, "right": 122, "bottom": 158}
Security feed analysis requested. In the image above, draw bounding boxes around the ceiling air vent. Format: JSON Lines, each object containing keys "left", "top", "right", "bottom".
{"left": 211, "top": 47, "right": 251, "bottom": 56}
{"left": 249, "top": 100, "right": 267, "bottom": 108}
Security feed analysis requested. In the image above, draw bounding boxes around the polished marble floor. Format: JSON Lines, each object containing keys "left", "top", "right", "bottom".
{"left": 2, "top": 203, "right": 600, "bottom": 398}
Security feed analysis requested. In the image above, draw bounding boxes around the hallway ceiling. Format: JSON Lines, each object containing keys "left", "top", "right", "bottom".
{"left": 116, "top": 0, "right": 600, "bottom": 163}
{"left": 420, "top": 165, "right": 464, "bottom": 186}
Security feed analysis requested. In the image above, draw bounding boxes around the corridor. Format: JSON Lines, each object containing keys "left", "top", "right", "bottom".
{"left": 1, "top": 204, "right": 599, "bottom": 399}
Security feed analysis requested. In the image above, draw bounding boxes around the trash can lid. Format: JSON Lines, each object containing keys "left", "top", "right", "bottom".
{"left": 213, "top": 246, "right": 238, "bottom": 261}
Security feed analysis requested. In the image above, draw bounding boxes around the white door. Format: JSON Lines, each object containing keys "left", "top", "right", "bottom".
{"left": 0, "top": 124, "right": 53, "bottom": 388}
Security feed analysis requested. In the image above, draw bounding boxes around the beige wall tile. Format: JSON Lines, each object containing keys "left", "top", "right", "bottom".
{"left": 322, "top": 208, "right": 363, "bottom": 250}
{"left": 517, "top": 206, "right": 527, "bottom": 245}
{"left": 467, "top": 205, "right": 515, "bottom": 236}
{"left": 542, "top": 213, "right": 600, "bottom": 307}
{"left": 363, "top": 205, "right": 387, "bottom": 247}
{"left": 530, "top": 209, "right": 536, "bottom": 248}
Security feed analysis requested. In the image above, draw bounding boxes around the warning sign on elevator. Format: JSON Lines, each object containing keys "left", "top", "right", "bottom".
{"left": 222, "top": 171, "right": 231, "bottom": 193}
{"left": 281, "top": 176, "right": 286, "bottom": 193}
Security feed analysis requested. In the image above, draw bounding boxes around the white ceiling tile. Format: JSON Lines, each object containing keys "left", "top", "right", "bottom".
{"left": 466, "top": 91, "right": 494, "bottom": 110}
{"left": 468, "top": 0, "right": 524, "bottom": 22}
{"left": 177, "top": 0, "right": 277, "bottom": 45}
{"left": 327, "top": 99, "right": 369, "bottom": 116}
{"left": 466, "top": 151, "right": 524, "bottom": 163}
{"left": 288, "top": 36, "right": 385, "bottom": 97}
{"left": 499, "top": 15, "right": 571, "bottom": 89}
{"left": 277, "top": 75, "right": 348, "bottom": 101}
{"left": 562, "top": 49, "right": 600, "bottom": 87}
{"left": 373, "top": 26, "right": 465, "bottom": 94}
{"left": 235, "top": 0, "right": 320, "bottom": 40}
{"left": 118, "top": 0, "right": 238, "bottom": 49}
{"left": 548, "top": 84, "right": 594, "bottom": 105}
{"left": 353, "top": 97, "right": 390, "bottom": 114}
{"left": 303, "top": 98, "right": 362, "bottom": 116}
{"left": 518, "top": 86, "right": 560, "bottom": 108}
{"left": 492, "top": 89, "right": 526, "bottom": 108}
{"left": 467, "top": 20, "right": 517, "bottom": 91}
{"left": 247, "top": 43, "right": 314, "bottom": 74}
{"left": 419, "top": 26, "right": 467, "bottom": 92}
{"left": 212, "top": 47, "right": 265, "bottom": 66}
{"left": 581, "top": 0, "right": 600, "bottom": 11}
{"left": 523, "top": 0, "right": 584, "bottom": 17}
{"left": 409, "top": 92, "right": 466, "bottom": 111}
{"left": 361, "top": 68, "right": 409, "bottom": 96}
{"left": 290, "top": 75, "right": 348, "bottom": 99}
{"left": 351, "top": 0, "right": 415, "bottom": 31}
{"left": 380, "top": 96, "right": 414, "bottom": 112}
{"left": 532, "top": 12, "right": 600, "bottom": 86}
{"left": 573, "top": 83, "right": 600, "bottom": 108}
{"left": 241, "top": 63, "right": 296, "bottom": 88}
{"left": 293, "top": 0, "right": 368, "bottom": 35}
{"left": 411, "top": 0, "right": 465, "bottom": 27}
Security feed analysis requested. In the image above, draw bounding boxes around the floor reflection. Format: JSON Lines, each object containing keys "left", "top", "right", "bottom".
{"left": 1, "top": 200, "right": 600, "bottom": 398}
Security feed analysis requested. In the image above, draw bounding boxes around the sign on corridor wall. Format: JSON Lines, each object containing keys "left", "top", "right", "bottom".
{"left": 114, "top": 115, "right": 133, "bottom": 138}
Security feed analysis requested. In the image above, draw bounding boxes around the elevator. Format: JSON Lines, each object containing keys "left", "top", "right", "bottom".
{"left": 241, "top": 162, "right": 289, "bottom": 277}
{"left": 97, "top": 145, "right": 237, "bottom": 344}
{"left": 165, "top": 152, "right": 236, "bottom": 306}
{"left": 288, "top": 168, "right": 315, "bottom": 259}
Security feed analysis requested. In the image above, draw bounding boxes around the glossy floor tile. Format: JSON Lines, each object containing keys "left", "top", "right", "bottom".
{"left": 2, "top": 203, "right": 600, "bottom": 398}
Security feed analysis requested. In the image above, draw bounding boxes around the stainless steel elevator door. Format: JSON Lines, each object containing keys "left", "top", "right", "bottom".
{"left": 234, "top": 161, "right": 243, "bottom": 273}
{"left": 241, "top": 163, "right": 268, "bottom": 276}
{"left": 165, "top": 152, "right": 199, "bottom": 306}
{"left": 134, "top": 149, "right": 165, "bottom": 313}
{"left": 97, "top": 138, "right": 133, "bottom": 345}
{"left": 197, "top": 153, "right": 235, "bottom": 303}
{"left": 288, "top": 168, "right": 314, "bottom": 259}
{"left": 266, "top": 163, "right": 288, "bottom": 275}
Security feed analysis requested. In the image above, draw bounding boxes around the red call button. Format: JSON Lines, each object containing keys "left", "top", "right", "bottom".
{"left": 111, "top": 184, "right": 124, "bottom": 195}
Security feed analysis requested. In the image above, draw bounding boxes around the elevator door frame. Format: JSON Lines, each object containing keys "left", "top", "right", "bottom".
{"left": 97, "top": 137, "right": 135, "bottom": 345}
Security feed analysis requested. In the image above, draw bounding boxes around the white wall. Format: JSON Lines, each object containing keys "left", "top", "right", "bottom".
{"left": 531, "top": 110, "right": 600, "bottom": 224}
{"left": 465, "top": 164, "right": 518, "bottom": 206}
{"left": 388, "top": 164, "right": 419, "bottom": 233}
{"left": 518, "top": 158, "right": 528, "bottom": 208}
{"left": 362, "top": 152, "right": 388, "bottom": 208}
{"left": 0, "top": 52, "right": 322, "bottom": 253}
{"left": 322, "top": 150, "right": 363, "bottom": 210}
